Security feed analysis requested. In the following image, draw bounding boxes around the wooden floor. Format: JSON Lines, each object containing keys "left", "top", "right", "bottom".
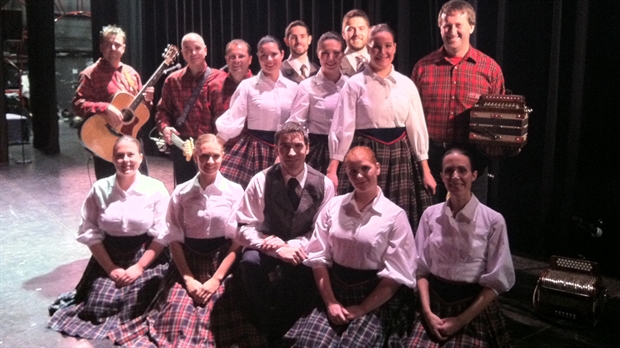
{"left": 0, "top": 119, "right": 618, "bottom": 347}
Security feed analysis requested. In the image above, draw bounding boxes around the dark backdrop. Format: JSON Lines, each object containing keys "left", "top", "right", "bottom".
{"left": 83, "top": 0, "right": 619, "bottom": 276}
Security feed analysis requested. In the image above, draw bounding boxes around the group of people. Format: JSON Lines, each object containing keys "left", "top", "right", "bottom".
{"left": 50, "top": 0, "right": 516, "bottom": 347}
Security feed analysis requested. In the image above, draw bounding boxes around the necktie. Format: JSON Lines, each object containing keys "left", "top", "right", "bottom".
{"left": 355, "top": 55, "right": 365, "bottom": 71}
{"left": 300, "top": 65, "right": 308, "bottom": 79}
{"left": 287, "top": 178, "right": 301, "bottom": 210}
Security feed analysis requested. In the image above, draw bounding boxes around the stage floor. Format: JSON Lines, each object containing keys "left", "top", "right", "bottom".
{"left": 1, "top": 119, "right": 618, "bottom": 347}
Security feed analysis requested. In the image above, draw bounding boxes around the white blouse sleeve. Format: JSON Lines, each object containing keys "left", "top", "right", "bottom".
{"left": 405, "top": 83, "right": 429, "bottom": 162}
{"left": 286, "top": 84, "right": 311, "bottom": 128}
{"left": 479, "top": 213, "right": 515, "bottom": 294}
{"left": 303, "top": 201, "right": 333, "bottom": 268}
{"left": 165, "top": 186, "right": 185, "bottom": 244}
{"left": 76, "top": 185, "right": 105, "bottom": 247}
{"left": 329, "top": 80, "right": 358, "bottom": 162}
{"left": 377, "top": 209, "right": 417, "bottom": 288}
{"left": 147, "top": 182, "right": 171, "bottom": 245}
{"left": 215, "top": 80, "right": 249, "bottom": 141}
{"left": 414, "top": 208, "right": 433, "bottom": 277}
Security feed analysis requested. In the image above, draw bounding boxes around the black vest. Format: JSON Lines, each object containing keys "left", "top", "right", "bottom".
{"left": 261, "top": 164, "right": 325, "bottom": 240}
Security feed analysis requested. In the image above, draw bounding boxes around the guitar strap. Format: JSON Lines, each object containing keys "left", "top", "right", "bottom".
{"left": 175, "top": 67, "right": 212, "bottom": 129}
{"left": 122, "top": 67, "right": 138, "bottom": 94}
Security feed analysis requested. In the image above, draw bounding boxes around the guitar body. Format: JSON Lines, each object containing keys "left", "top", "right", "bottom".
{"left": 80, "top": 91, "right": 150, "bottom": 162}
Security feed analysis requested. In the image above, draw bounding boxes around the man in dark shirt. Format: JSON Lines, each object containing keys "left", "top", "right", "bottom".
{"left": 236, "top": 122, "right": 335, "bottom": 341}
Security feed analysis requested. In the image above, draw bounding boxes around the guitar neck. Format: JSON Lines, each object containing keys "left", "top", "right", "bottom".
{"left": 128, "top": 59, "right": 170, "bottom": 111}
{"left": 170, "top": 133, "right": 185, "bottom": 151}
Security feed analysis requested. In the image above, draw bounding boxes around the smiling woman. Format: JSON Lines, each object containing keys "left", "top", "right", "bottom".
{"left": 216, "top": 36, "right": 299, "bottom": 188}
{"left": 48, "top": 136, "right": 170, "bottom": 340}
{"left": 327, "top": 23, "right": 434, "bottom": 229}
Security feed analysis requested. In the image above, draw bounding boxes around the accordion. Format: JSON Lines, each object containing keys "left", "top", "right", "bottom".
{"left": 533, "top": 256, "right": 607, "bottom": 326}
{"left": 469, "top": 95, "right": 531, "bottom": 149}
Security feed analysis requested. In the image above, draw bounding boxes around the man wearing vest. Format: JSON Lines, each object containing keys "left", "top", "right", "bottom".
{"left": 236, "top": 122, "right": 335, "bottom": 342}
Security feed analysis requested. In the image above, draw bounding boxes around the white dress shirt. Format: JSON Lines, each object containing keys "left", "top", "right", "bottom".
{"left": 287, "top": 70, "right": 348, "bottom": 135}
{"left": 77, "top": 173, "right": 170, "bottom": 246}
{"left": 304, "top": 189, "right": 417, "bottom": 288}
{"left": 329, "top": 65, "right": 429, "bottom": 162}
{"left": 236, "top": 164, "right": 335, "bottom": 251}
{"left": 415, "top": 195, "right": 515, "bottom": 294}
{"left": 165, "top": 172, "right": 244, "bottom": 244}
{"left": 215, "top": 71, "right": 299, "bottom": 141}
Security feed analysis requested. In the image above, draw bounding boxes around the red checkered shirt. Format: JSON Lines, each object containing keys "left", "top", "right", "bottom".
{"left": 156, "top": 66, "right": 226, "bottom": 138}
{"left": 72, "top": 58, "right": 143, "bottom": 118}
{"left": 411, "top": 46, "right": 505, "bottom": 143}
{"left": 211, "top": 69, "right": 253, "bottom": 119}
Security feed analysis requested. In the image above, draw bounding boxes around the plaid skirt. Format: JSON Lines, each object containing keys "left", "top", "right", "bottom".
{"left": 283, "top": 264, "right": 415, "bottom": 348}
{"left": 109, "top": 238, "right": 266, "bottom": 348}
{"left": 337, "top": 131, "right": 431, "bottom": 229}
{"left": 220, "top": 131, "right": 277, "bottom": 189}
{"left": 47, "top": 234, "right": 169, "bottom": 340}
{"left": 403, "top": 276, "right": 511, "bottom": 348}
{"left": 306, "top": 134, "right": 330, "bottom": 174}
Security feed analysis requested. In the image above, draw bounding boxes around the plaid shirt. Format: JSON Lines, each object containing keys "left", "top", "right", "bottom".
{"left": 72, "top": 58, "right": 143, "bottom": 118}
{"left": 412, "top": 47, "right": 505, "bottom": 143}
{"left": 156, "top": 66, "right": 226, "bottom": 138}
{"left": 212, "top": 69, "right": 253, "bottom": 119}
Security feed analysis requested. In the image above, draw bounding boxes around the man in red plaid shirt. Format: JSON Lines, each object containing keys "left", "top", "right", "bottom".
{"left": 73, "top": 25, "right": 154, "bottom": 180}
{"left": 156, "top": 33, "right": 226, "bottom": 186}
{"left": 411, "top": 0, "right": 505, "bottom": 204}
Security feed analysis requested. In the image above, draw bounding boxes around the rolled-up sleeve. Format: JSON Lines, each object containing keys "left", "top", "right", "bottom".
{"left": 479, "top": 214, "right": 515, "bottom": 294}
{"left": 377, "top": 210, "right": 417, "bottom": 288}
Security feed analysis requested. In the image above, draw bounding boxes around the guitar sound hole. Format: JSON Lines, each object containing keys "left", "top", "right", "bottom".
{"left": 122, "top": 109, "right": 135, "bottom": 124}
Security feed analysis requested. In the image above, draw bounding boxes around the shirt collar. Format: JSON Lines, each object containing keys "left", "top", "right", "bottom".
{"left": 438, "top": 46, "right": 480, "bottom": 65}
{"left": 443, "top": 193, "right": 480, "bottom": 222}
{"left": 364, "top": 64, "right": 397, "bottom": 84}
{"left": 186, "top": 171, "right": 226, "bottom": 195}
{"left": 282, "top": 163, "right": 308, "bottom": 188}
{"left": 343, "top": 187, "right": 384, "bottom": 215}
{"left": 256, "top": 70, "right": 287, "bottom": 87}
{"left": 287, "top": 56, "right": 309, "bottom": 72}
{"left": 113, "top": 172, "right": 149, "bottom": 195}
{"left": 313, "top": 69, "right": 347, "bottom": 88}
{"left": 97, "top": 58, "right": 124, "bottom": 72}
{"left": 344, "top": 46, "right": 369, "bottom": 59}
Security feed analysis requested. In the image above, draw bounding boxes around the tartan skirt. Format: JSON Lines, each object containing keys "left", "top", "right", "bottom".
{"left": 306, "top": 134, "right": 330, "bottom": 174}
{"left": 47, "top": 234, "right": 169, "bottom": 340}
{"left": 220, "top": 131, "right": 277, "bottom": 189}
{"left": 403, "top": 276, "right": 511, "bottom": 348}
{"left": 283, "top": 264, "right": 415, "bottom": 348}
{"left": 337, "top": 130, "right": 431, "bottom": 229}
{"left": 109, "top": 238, "right": 267, "bottom": 348}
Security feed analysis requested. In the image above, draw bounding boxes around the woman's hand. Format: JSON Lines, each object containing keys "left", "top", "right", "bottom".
{"left": 108, "top": 267, "right": 126, "bottom": 287}
{"left": 201, "top": 278, "right": 222, "bottom": 303}
{"left": 117, "top": 264, "right": 144, "bottom": 287}
{"left": 344, "top": 304, "right": 367, "bottom": 321}
{"left": 422, "top": 310, "right": 447, "bottom": 341}
{"left": 185, "top": 277, "right": 207, "bottom": 304}
{"left": 438, "top": 316, "right": 467, "bottom": 338}
{"left": 326, "top": 302, "right": 349, "bottom": 326}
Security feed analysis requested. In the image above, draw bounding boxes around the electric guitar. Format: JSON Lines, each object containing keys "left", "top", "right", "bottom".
{"left": 80, "top": 44, "right": 179, "bottom": 162}
{"left": 170, "top": 133, "right": 195, "bottom": 161}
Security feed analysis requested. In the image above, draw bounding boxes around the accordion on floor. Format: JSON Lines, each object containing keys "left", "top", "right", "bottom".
{"left": 469, "top": 94, "right": 531, "bottom": 149}
{"left": 533, "top": 255, "right": 607, "bottom": 326}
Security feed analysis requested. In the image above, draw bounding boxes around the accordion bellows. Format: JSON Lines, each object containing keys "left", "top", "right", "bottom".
{"left": 469, "top": 94, "right": 531, "bottom": 148}
{"left": 533, "top": 256, "right": 607, "bottom": 325}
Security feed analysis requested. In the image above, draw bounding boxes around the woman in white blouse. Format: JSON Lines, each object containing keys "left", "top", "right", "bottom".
{"left": 403, "top": 148, "right": 514, "bottom": 347}
{"left": 284, "top": 146, "right": 417, "bottom": 347}
{"left": 48, "top": 136, "right": 170, "bottom": 340}
{"left": 286, "top": 31, "right": 348, "bottom": 174}
{"left": 216, "top": 35, "right": 298, "bottom": 188}
{"left": 327, "top": 23, "right": 435, "bottom": 228}
{"left": 110, "top": 134, "right": 265, "bottom": 347}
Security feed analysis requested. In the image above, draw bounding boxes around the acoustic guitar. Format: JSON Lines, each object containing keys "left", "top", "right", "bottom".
{"left": 80, "top": 44, "right": 179, "bottom": 162}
